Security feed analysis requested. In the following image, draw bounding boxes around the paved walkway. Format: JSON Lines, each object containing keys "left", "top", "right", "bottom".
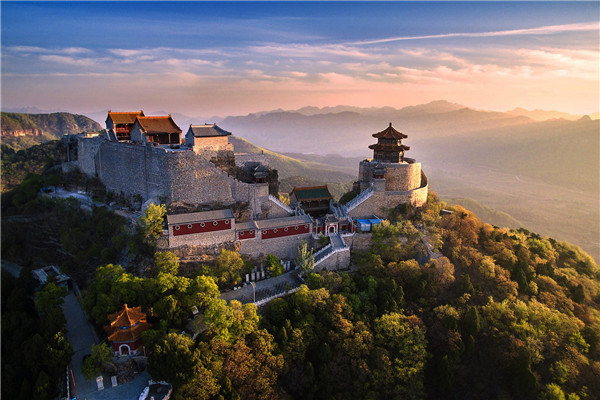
{"left": 63, "top": 292, "right": 100, "bottom": 399}
{"left": 82, "top": 371, "right": 150, "bottom": 400}
{"left": 220, "top": 269, "right": 304, "bottom": 304}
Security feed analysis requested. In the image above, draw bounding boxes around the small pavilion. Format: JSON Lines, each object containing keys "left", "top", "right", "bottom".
{"left": 368, "top": 122, "right": 410, "bottom": 163}
{"left": 104, "top": 304, "right": 151, "bottom": 356}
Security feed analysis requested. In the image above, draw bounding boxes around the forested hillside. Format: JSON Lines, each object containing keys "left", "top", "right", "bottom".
{"left": 1, "top": 112, "right": 101, "bottom": 151}
{"left": 1, "top": 141, "right": 65, "bottom": 192}
{"left": 70, "top": 194, "right": 599, "bottom": 400}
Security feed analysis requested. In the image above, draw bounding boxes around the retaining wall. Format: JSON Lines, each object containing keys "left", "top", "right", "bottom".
{"left": 314, "top": 249, "right": 351, "bottom": 272}
{"left": 238, "top": 233, "right": 313, "bottom": 260}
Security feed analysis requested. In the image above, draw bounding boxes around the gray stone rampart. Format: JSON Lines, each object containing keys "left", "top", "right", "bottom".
{"left": 314, "top": 249, "right": 350, "bottom": 272}
{"left": 87, "top": 140, "right": 270, "bottom": 213}
{"left": 234, "top": 153, "right": 270, "bottom": 168}
{"left": 342, "top": 233, "right": 373, "bottom": 253}
{"left": 76, "top": 136, "right": 104, "bottom": 176}
{"left": 238, "top": 233, "right": 312, "bottom": 260}
{"left": 380, "top": 161, "right": 421, "bottom": 192}
{"left": 95, "top": 142, "right": 171, "bottom": 200}
{"left": 348, "top": 183, "right": 428, "bottom": 219}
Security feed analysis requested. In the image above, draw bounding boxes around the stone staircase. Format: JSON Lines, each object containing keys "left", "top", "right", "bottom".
{"left": 345, "top": 183, "right": 374, "bottom": 213}
{"left": 313, "top": 233, "right": 349, "bottom": 268}
{"left": 269, "top": 194, "right": 294, "bottom": 215}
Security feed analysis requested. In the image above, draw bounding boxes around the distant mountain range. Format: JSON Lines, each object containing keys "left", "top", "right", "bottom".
{"left": 217, "top": 100, "right": 599, "bottom": 156}
{"left": 1, "top": 112, "right": 101, "bottom": 138}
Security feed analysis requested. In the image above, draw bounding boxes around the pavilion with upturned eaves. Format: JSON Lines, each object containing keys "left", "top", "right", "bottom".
{"left": 104, "top": 304, "right": 151, "bottom": 356}
{"left": 368, "top": 122, "right": 410, "bottom": 163}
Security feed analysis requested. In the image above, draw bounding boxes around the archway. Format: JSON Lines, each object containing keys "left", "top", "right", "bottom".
{"left": 119, "top": 344, "right": 131, "bottom": 356}
{"left": 328, "top": 226, "right": 336, "bottom": 234}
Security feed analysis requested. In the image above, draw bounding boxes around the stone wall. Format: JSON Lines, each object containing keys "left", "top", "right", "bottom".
{"left": 380, "top": 161, "right": 421, "bottom": 192}
{"left": 348, "top": 183, "right": 428, "bottom": 219}
{"left": 238, "top": 233, "right": 313, "bottom": 260}
{"left": 342, "top": 233, "right": 373, "bottom": 253}
{"left": 314, "top": 249, "right": 351, "bottom": 272}
{"left": 234, "top": 153, "right": 270, "bottom": 168}
{"left": 358, "top": 160, "right": 371, "bottom": 191}
{"left": 77, "top": 136, "right": 104, "bottom": 176}
{"left": 168, "top": 228, "right": 236, "bottom": 248}
{"left": 95, "top": 141, "right": 171, "bottom": 200}
{"left": 268, "top": 198, "right": 294, "bottom": 218}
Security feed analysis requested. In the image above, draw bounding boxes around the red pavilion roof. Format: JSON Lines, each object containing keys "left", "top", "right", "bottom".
{"left": 104, "top": 304, "right": 151, "bottom": 342}
{"left": 372, "top": 123, "right": 408, "bottom": 139}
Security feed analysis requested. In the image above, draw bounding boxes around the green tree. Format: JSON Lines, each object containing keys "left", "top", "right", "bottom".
{"left": 147, "top": 333, "right": 200, "bottom": 389}
{"left": 35, "top": 282, "right": 68, "bottom": 316}
{"left": 266, "top": 254, "right": 284, "bottom": 277}
{"left": 139, "top": 203, "right": 166, "bottom": 243}
{"left": 373, "top": 312, "right": 428, "bottom": 399}
{"left": 83, "top": 343, "right": 114, "bottom": 379}
{"left": 154, "top": 251, "right": 179, "bottom": 276}
{"left": 296, "top": 241, "right": 315, "bottom": 277}
{"left": 214, "top": 250, "right": 245, "bottom": 286}
{"left": 44, "top": 331, "right": 73, "bottom": 374}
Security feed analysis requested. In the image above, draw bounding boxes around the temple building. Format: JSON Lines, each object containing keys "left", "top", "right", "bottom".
{"left": 104, "top": 304, "right": 151, "bottom": 356}
{"left": 105, "top": 110, "right": 145, "bottom": 141}
{"left": 131, "top": 115, "right": 182, "bottom": 145}
{"left": 289, "top": 185, "right": 333, "bottom": 217}
{"left": 185, "top": 123, "right": 233, "bottom": 153}
{"left": 368, "top": 122, "right": 410, "bottom": 163}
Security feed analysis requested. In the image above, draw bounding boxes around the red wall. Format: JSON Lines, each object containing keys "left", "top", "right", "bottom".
{"left": 172, "top": 219, "right": 232, "bottom": 236}
{"left": 261, "top": 224, "right": 310, "bottom": 240}
{"left": 238, "top": 229, "right": 256, "bottom": 240}
{"left": 111, "top": 338, "right": 142, "bottom": 353}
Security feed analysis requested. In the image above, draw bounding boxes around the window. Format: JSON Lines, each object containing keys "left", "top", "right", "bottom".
{"left": 174, "top": 225, "right": 180, "bottom": 230}
{"left": 295, "top": 226, "right": 299, "bottom": 230}
{"left": 250, "top": 230, "right": 254, "bottom": 234}
{"left": 187, "top": 224, "right": 193, "bottom": 229}
{"left": 213, "top": 221, "right": 218, "bottom": 226}
{"left": 225, "top": 220, "right": 230, "bottom": 224}
{"left": 284, "top": 227, "right": 288, "bottom": 231}
{"left": 273, "top": 229, "right": 278, "bottom": 233}
{"left": 200, "top": 222, "right": 205, "bottom": 227}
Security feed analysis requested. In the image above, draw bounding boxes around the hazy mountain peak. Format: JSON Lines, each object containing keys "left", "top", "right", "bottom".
{"left": 507, "top": 107, "right": 583, "bottom": 121}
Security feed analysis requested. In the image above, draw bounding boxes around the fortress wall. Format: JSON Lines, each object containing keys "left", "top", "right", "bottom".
{"left": 314, "top": 250, "right": 351, "bottom": 272}
{"left": 238, "top": 233, "right": 312, "bottom": 260}
{"left": 347, "top": 183, "right": 428, "bottom": 219}
{"left": 77, "top": 136, "right": 104, "bottom": 176}
{"left": 234, "top": 153, "right": 270, "bottom": 168}
{"left": 358, "top": 160, "right": 371, "bottom": 190}
{"left": 381, "top": 162, "right": 421, "bottom": 192}
{"left": 342, "top": 233, "right": 373, "bottom": 253}
{"left": 166, "top": 151, "right": 236, "bottom": 205}
{"left": 95, "top": 142, "right": 171, "bottom": 200}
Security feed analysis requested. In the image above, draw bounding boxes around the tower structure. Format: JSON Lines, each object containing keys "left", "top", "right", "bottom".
{"left": 350, "top": 123, "right": 428, "bottom": 217}
{"left": 368, "top": 122, "right": 410, "bottom": 163}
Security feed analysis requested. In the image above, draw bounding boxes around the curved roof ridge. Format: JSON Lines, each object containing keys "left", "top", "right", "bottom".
{"left": 372, "top": 122, "right": 408, "bottom": 139}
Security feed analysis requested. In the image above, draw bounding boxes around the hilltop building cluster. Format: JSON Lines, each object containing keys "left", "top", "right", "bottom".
{"left": 63, "top": 111, "right": 428, "bottom": 269}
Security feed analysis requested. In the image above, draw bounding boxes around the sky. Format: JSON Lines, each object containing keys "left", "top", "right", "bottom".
{"left": 1, "top": 1, "right": 599, "bottom": 118}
